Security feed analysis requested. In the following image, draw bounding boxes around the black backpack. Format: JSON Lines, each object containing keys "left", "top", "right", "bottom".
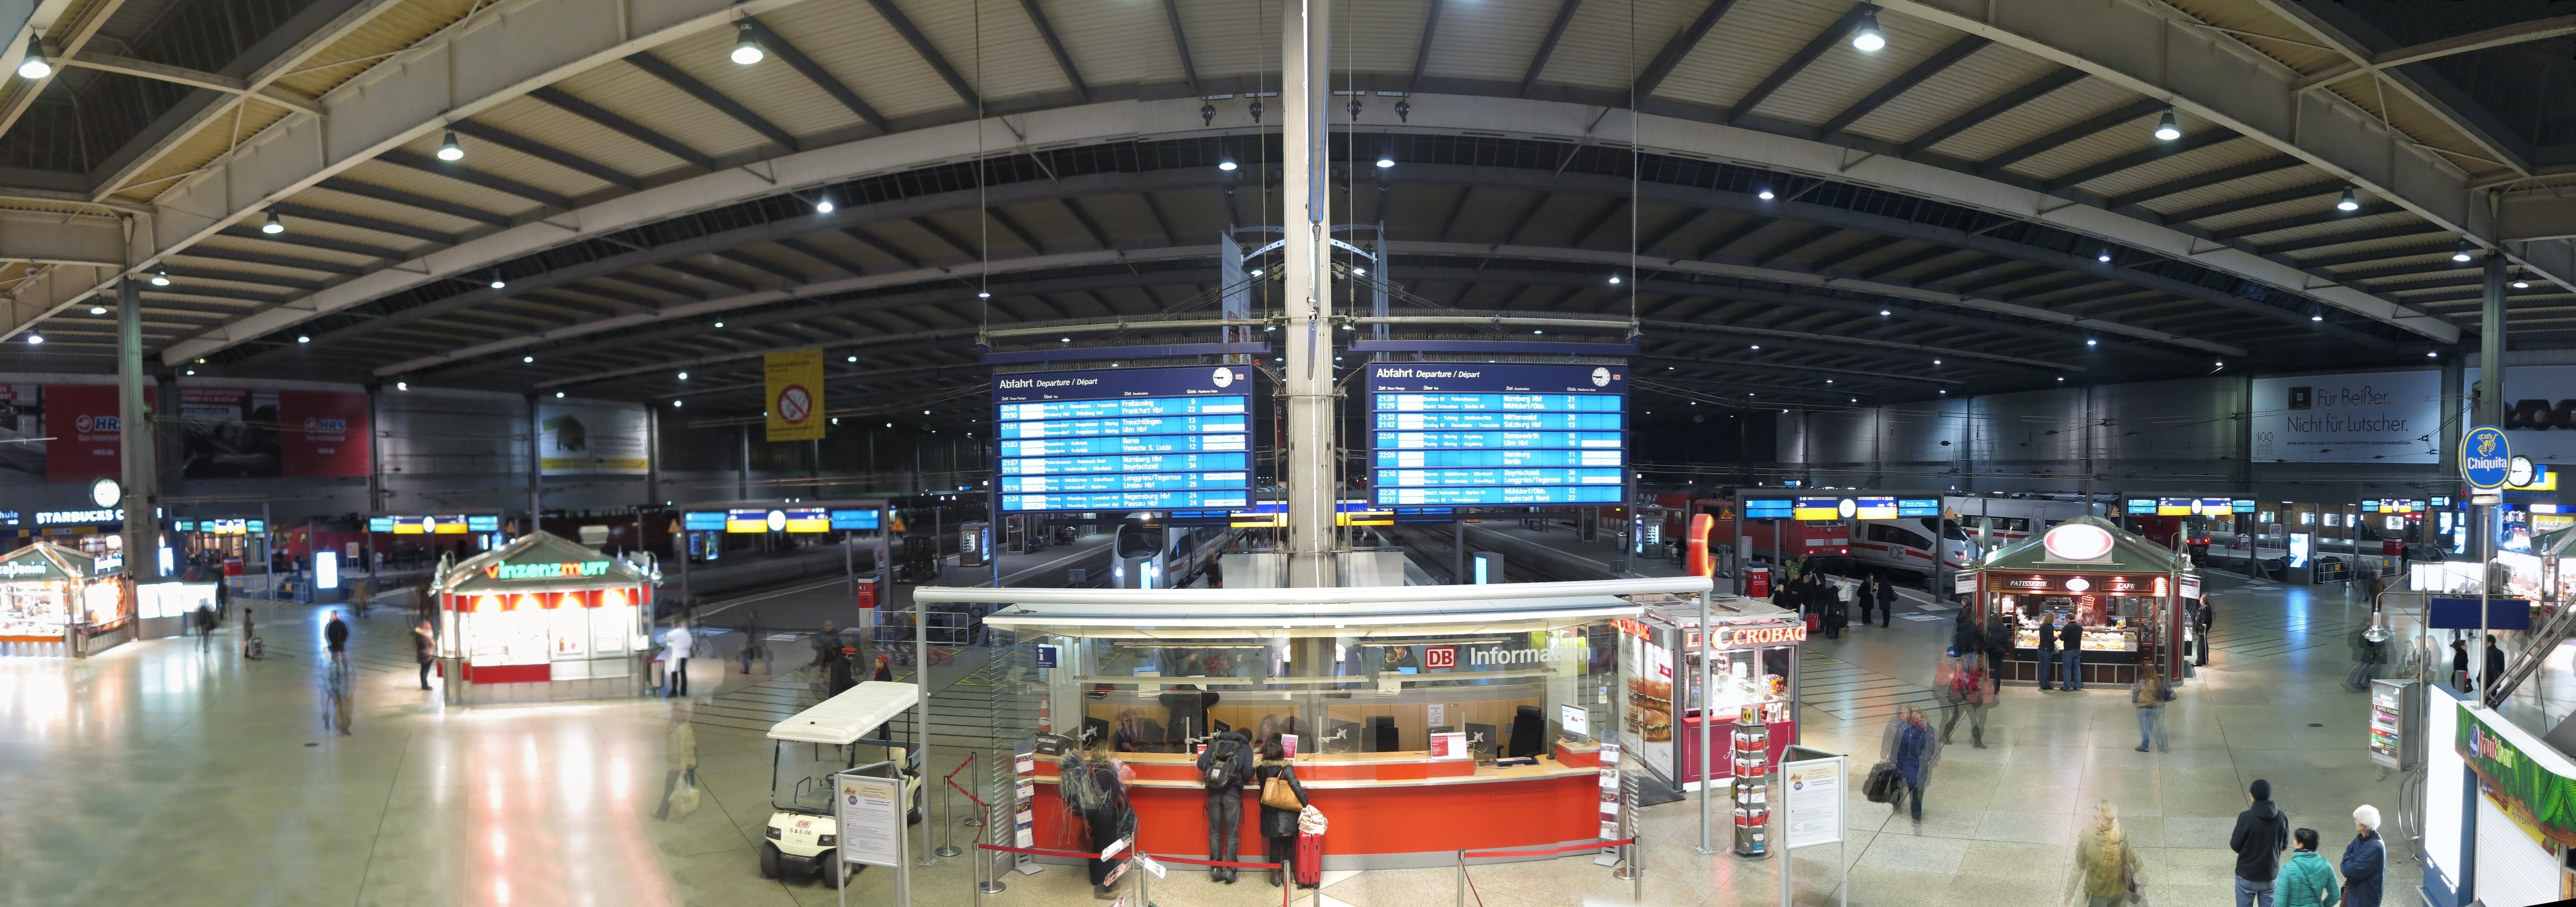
{"left": 1202, "top": 737, "right": 1243, "bottom": 789}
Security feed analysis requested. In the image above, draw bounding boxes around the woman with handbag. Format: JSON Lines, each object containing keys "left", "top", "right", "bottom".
{"left": 1253, "top": 740, "right": 1310, "bottom": 888}
{"left": 2064, "top": 800, "right": 2142, "bottom": 906}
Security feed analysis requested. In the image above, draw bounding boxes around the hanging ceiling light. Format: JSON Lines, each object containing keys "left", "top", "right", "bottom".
{"left": 150, "top": 270, "right": 170, "bottom": 287}
{"left": 1757, "top": 188, "right": 1775, "bottom": 201}
{"left": 2337, "top": 187, "right": 2360, "bottom": 212}
{"left": 730, "top": 22, "right": 764, "bottom": 65}
{"left": 16, "top": 36, "right": 47, "bottom": 80}
{"left": 977, "top": 290, "right": 991, "bottom": 299}
{"left": 1607, "top": 274, "right": 1621, "bottom": 285}
{"left": 814, "top": 197, "right": 835, "bottom": 214}
{"left": 2453, "top": 241, "right": 2476, "bottom": 263}
{"left": 23, "top": 334, "right": 39, "bottom": 344}
{"left": 488, "top": 274, "right": 506, "bottom": 289}
{"left": 2097, "top": 250, "right": 2112, "bottom": 263}
{"left": 261, "top": 211, "right": 284, "bottom": 234}
{"left": 2153, "top": 110, "right": 2181, "bottom": 141}
{"left": 436, "top": 130, "right": 464, "bottom": 161}
{"left": 296, "top": 335, "right": 310, "bottom": 344}
{"left": 1849, "top": 11, "right": 1886, "bottom": 52}
{"left": 1376, "top": 154, "right": 1394, "bottom": 169}
{"left": 2514, "top": 277, "right": 2532, "bottom": 290}
{"left": 1218, "top": 160, "right": 1238, "bottom": 172}
{"left": 87, "top": 306, "right": 104, "bottom": 315}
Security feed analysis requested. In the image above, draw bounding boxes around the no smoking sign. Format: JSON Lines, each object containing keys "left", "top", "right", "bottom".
{"left": 776, "top": 384, "right": 813, "bottom": 424}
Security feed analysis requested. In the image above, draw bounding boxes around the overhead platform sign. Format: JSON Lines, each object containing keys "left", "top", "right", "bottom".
{"left": 995, "top": 366, "right": 1254, "bottom": 512}
{"left": 1367, "top": 363, "right": 1626, "bottom": 507}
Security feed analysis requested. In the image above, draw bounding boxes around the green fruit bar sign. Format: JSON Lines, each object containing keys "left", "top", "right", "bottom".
{"left": 2460, "top": 708, "right": 2576, "bottom": 847}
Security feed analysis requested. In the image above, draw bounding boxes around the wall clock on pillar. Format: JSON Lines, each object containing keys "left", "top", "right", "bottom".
{"left": 89, "top": 478, "right": 121, "bottom": 509}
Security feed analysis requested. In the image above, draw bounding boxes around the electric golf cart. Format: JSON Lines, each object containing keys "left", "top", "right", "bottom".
{"left": 761, "top": 680, "right": 926, "bottom": 886}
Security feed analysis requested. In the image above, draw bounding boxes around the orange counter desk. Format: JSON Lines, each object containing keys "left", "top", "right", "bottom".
{"left": 1030, "top": 748, "right": 1604, "bottom": 870}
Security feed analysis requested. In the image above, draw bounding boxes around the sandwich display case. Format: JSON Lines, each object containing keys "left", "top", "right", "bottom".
{"left": 1971, "top": 515, "right": 2192, "bottom": 686}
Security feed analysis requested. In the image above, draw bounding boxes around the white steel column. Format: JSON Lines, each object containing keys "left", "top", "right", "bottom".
{"left": 118, "top": 277, "right": 159, "bottom": 584}
{"left": 1282, "top": 0, "right": 1337, "bottom": 587}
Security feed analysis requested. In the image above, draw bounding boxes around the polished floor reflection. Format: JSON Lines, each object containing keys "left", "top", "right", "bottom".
{"left": 0, "top": 574, "right": 2415, "bottom": 906}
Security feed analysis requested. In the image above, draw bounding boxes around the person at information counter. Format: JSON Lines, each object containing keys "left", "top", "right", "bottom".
{"left": 1060, "top": 742, "right": 1137, "bottom": 897}
{"left": 2037, "top": 612, "right": 2062, "bottom": 690}
{"left": 2059, "top": 617, "right": 2085, "bottom": 691}
{"left": 1253, "top": 740, "right": 1309, "bottom": 889}
{"left": 1196, "top": 726, "right": 1252, "bottom": 883}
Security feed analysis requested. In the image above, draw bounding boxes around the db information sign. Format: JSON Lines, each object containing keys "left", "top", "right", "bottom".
{"left": 1423, "top": 646, "right": 1456, "bottom": 670}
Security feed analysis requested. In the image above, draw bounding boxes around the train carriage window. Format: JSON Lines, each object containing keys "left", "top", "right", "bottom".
{"left": 1889, "top": 527, "right": 1931, "bottom": 550}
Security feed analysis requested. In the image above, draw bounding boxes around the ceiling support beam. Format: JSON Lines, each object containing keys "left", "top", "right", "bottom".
{"left": 1976, "top": 99, "right": 2165, "bottom": 175}
{"left": 2294, "top": 14, "right": 2576, "bottom": 92}
{"left": 1405, "top": 0, "right": 1445, "bottom": 95}
{"left": 1635, "top": 0, "right": 1739, "bottom": 99}
{"left": 63, "top": 51, "right": 325, "bottom": 117}
{"left": 1817, "top": 35, "right": 1987, "bottom": 136}
{"left": 1900, "top": 67, "right": 2085, "bottom": 156}
{"left": 1159, "top": 0, "right": 1201, "bottom": 98}
{"left": 445, "top": 121, "right": 641, "bottom": 190}
{"left": 1730, "top": 4, "right": 1872, "bottom": 124}
{"left": 529, "top": 87, "right": 720, "bottom": 172}
{"left": 2102, "top": 156, "right": 2304, "bottom": 210}
{"left": 625, "top": 53, "right": 799, "bottom": 152}
{"left": 378, "top": 150, "right": 574, "bottom": 210}
{"left": 2041, "top": 129, "right": 2238, "bottom": 191}
{"left": 741, "top": 17, "right": 891, "bottom": 133}
{"left": 2157, "top": 180, "right": 2344, "bottom": 224}
{"left": 863, "top": 0, "right": 981, "bottom": 109}
{"left": 1015, "top": 0, "right": 1089, "bottom": 103}
{"left": 313, "top": 177, "right": 510, "bottom": 227}
{"left": 2208, "top": 202, "right": 2402, "bottom": 241}
{"left": 1520, "top": 0, "right": 1584, "bottom": 97}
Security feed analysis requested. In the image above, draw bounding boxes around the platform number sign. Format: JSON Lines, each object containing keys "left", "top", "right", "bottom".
{"left": 1423, "top": 646, "right": 1456, "bottom": 670}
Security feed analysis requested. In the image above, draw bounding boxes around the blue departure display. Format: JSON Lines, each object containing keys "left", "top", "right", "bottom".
{"left": 996, "top": 366, "right": 1256, "bottom": 512}
{"left": 1743, "top": 498, "right": 1794, "bottom": 519}
{"left": 1366, "top": 364, "right": 1626, "bottom": 509}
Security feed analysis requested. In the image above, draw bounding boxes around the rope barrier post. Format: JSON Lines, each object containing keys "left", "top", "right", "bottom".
{"left": 1137, "top": 850, "right": 1153, "bottom": 907}
{"left": 964, "top": 754, "right": 986, "bottom": 827}
{"left": 1456, "top": 849, "right": 1466, "bottom": 907}
{"left": 976, "top": 818, "right": 1007, "bottom": 894}
{"left": 970, "top": 844, "right": 982, "bottom": 907}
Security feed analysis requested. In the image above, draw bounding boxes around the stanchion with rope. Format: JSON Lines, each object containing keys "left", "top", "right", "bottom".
{"left": 936, "top": 755, "right": 975, "bottom": 857}
{"left": 950, "top": 777, "right": 1002, "bottom": 894}
{"left": 963, "top": 754, "right": 986, "bottom": 826}
{"left": 1452, "top": 838, "right": 1639, "bottom": 907}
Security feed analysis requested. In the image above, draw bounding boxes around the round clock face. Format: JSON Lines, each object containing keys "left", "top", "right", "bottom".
{"left": 88, "top": 477, "right": 120, "bottom": 508}
{"left": 2510, "top": 455, "right": 2536, "bottom": 488}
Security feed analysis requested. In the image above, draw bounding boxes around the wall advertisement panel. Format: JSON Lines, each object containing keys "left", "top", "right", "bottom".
{"left": 2467, "top": 365, "right": 2576, "bottom": 465}
{"left": 0, "top": 384, "right": 44, "bottom": 483}
{"left": 177, "top": 387, "right": 369, "bottom": 478}
{"left": 538, "top": 402, "right": 650, "bottom": 476}
{"left": 48, "top": 384, "right": 152, "bottom": 483}
{"left": 2247, "top": 371, "right": 2440, "bottom": 464}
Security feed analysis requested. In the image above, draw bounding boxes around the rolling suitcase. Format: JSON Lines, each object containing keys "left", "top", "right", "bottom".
{"left": 1295, "top": 832, "right": 1322, "bottom": 886}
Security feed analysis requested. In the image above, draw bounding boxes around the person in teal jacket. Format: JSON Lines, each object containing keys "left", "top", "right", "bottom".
{"left": 2275, "top": 827, "right": 2341, "bottom": 907}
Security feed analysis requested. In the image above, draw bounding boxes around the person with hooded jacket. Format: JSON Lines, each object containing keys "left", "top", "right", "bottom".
{"left": 2231, "top": 778, "right": 2292, "bottom": 907}
{"left": 1252, "top": 740, "right": 1309, "bottom": 888}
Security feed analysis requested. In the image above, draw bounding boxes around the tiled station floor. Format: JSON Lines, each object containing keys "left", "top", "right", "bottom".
{"left": 0, "top": 571, "right": 2416, "bottom": 906}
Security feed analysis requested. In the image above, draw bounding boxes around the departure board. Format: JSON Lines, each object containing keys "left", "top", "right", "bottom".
{"left": 995, "top": 366, "right": 1254, "bottom": 512}
{"left": 1367, "top": 363, "right": 1626, "bottom": 507}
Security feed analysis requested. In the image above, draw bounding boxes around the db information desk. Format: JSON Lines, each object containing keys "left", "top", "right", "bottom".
{"left": 964, "top": 579, "right": 1708, "bottom": 870}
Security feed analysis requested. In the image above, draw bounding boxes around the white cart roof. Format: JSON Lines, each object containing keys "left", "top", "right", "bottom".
{"left": 767, "top": 681, "right": 920, "bottom": 745}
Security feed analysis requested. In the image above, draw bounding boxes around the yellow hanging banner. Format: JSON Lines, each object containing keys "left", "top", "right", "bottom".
{"left": 764, "top": 349, "right": 826, "bottom": 441}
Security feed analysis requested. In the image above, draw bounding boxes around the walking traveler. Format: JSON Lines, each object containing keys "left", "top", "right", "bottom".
{"left": 1937, "top": 650, "right": 1991, "bottom": 748}
{"left": 653, "top": 706, "right": 699, "bottom": 820}
{"left": 1881, "top": 706, "right": 1940, "bottom": 823}
{"left": 2342, "top": 805, "right": 2384, "bottom": 907}
{"left": 1983, "top": 612, "right": 2012, "bottom": 694}
{"left": 2275, "top": 828, "right": 2340, "bottom": 907}
{"left": 1196, "top": 725, "right": 1252, "bottom": 882}
{"left": 739, "top": 608, "right": 765, "bottom": 674}
{"left": 2063, "top": 800, "right": 2142, "bottom": 907}
{"left": 2452, "top": 638, "right": 2472, "bottom": 690}
{"left": 2231, "top": 778, "right": 2292, "bottom": 907}
{"left": 2133, "top": 660, "right": 2172, "bottom": 752}
{"left": 195, "top": 604, "right": 216, "bottom": 651}
{"left": 2037, "top": 612, "right": 2060, "bottom": 690}
{"left": 826, "top": 646, "right": 856, "bottom": 697}
{"left": 2196, "top": 597, "right": 2216, "bottom": 666}
{"left": 662, "top": 621, "right": 694, "bottom": 697}
{"left": 2059, "top": 616, "right": 2085, "bottom": 690}
{"left": 811, "top": 620, "right": 840, "bottom": 674}
{"left": 241, "top": 607, "right": 257, "bottom": 658}
{"left": 2483, "top": 634, "right": 2506, "bottom": 695}
{"left": 1252, "top": 740, "right": 1309, "bottom": 888}
{"left": 324, "top": 610, "right": 350, "bottom": 664}
{"left": 413, "top": 620, "right": 437, "bottom": 690}
{"left": 1950, "top": 609, "right": 1983, "bottom": 659}
{"left": 1822, "top": 584, "right": 1847, "bottom": 639}
{"left": 1061, "top": 742, "right": 1138, "bottom": 898}
{"left": 1876, "top": 574, "right": 1896, "bottom": 626}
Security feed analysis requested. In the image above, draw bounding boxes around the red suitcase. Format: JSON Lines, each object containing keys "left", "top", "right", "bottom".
{"left": 1295, "top": 832, "right": 1322, "bottom": 886}
{"left": 1804, "top": 613, "right": 1819, "bottom": 635}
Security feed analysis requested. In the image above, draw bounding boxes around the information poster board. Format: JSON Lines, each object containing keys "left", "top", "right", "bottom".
{"left": 994, "top": 366, "right": 1253, "bottom": 512}
{"left": 1781, "top": 751, "right": 1844, "bottom": 849}
{"left": 1366, "top": 363, "right": 1626, "bottom": 507}
{"left": 835, "top": 773, "right": 905, "bottom": 868}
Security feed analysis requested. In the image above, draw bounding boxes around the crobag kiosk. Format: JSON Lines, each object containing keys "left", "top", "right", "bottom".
{"left": 0, "top": 540, "right": 131, "bottom": 657}
{"left": 1972, "top": 515, "right": 2191, "bottom": 686}
{"left": 431, "top": 531, "right": 658, "bottom": 704}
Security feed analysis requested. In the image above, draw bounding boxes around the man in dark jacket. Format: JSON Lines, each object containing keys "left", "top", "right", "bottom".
{"left": 2232, "top": 778, "right": 2292, "bottom": 907}
{"left": 1982, "top": 615, "right": 2012, "bottom": 693}
{"left": 2484, "top": 634, "right": 2508, "bottom": 697}
{"left": 1854, "top": 577, "right": 1876, "bottom": 627}
{"left": 1876, "top": 577, "right": 1896, "bottom": 627}
{"left": 2195, "top": 598, "right": 2216, "bottom": 666}
{"left": 2058, "top": 618, "right": 2085, "bottom": 691}
{"left": 1195, "top": 728, "right": 1252, "bottom": 882}
{"left": 324, "top": 610, "right": 351, "bottom": 663}
{"left": 2036, "top": 613, "right": 2059, "bottom": 691}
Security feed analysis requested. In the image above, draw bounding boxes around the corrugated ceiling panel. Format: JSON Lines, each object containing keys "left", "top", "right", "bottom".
{"left": 186, "top": 235, "right": 375, "bottom": 271}
{"left": 1041, "top": 0, "right": 1187, "bottom": 90}
{"left": 472, "top": 96, "right": 691, "bottom": 180}
{"left": 892, "top": 0, "right": 1071, "bottom": 104}
{"left": 272, "top": 0, "right": 480, "bottom": 98}
{"left": 1916, "top": 78, "right": 2135, "bottom": 164}
{"left": 1170, "top": 0, "right": 1273, "bottom": 88}
{"left": 1743, "top": 7, "right": 1963, "bottom": 126}
{"left": 234, "top": 215, "right": 425, "bottom": 256}
{"left": 1596, "top": 0, "right": 1801, "bottom": 106}
{"left": 1422, "top": 0, "right": 1561, "bottom": 84}
{"left": 2192, "top": 193, "right": 2379, "bottom": 236}
{"left": 2069, "top": 137, "right": 2275, "bottom": 200}
{"left": 117, "top": 104, "right": 296, "bottom": 205}
{"left": 1339, "top": 0, "right": 1437, "bottom": 87}
{"left": 650, "top": 21, "right": 871, "bottom": 139}
{"left": 2364, "top": 271, "right": 2479, "bottom": 293}
{"left": 293, "top": 183, "right": 488, "bottom": 236}
{"left": 342, "top": 158, "right": 548, "bottom": 219}
{"left": 761, "top": 0, "right": 965, "bottom": 121}
{"left": 394, "top": 129, "right": 614, "bottom": 202}
{"left": 2000, "top": 107, "right": 2202, "bottom": 183}
{"left": 2165, "top": 0, "right": 2342, "bottom": 72}
{"left": 2283, "top": 232, "right": 2458, "bottom": 263}
{"left": 2139, "top": 164, "right": 2329, "bottom": 217}
{"left": 2229, "top": 211, "right": 2424, "bottom": 246}
{"left": 550, "top": 64, "right": 771, "bottom": 160}
{"left": 1837, "top": 42, "right": 2058, "bottom": 145}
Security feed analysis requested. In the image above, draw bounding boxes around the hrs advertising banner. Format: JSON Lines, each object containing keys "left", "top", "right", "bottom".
{"left": 538, "top": 402, "right": 650, "bottom": 475}
{"left": 48, "top": 384, "right": 155, "bottom": 483}
{"left": 764, "top": 349, "right": 826, "bottom": 442}
{"left": 2249, "top": 372, "right": 2440, "bottom": 464}
{"left": 178, "top": 387, "right": 370, "bottom": 478}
